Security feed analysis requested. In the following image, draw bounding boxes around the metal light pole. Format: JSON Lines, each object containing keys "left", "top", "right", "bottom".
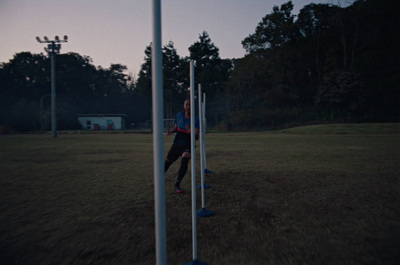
{"left": 36, "top": 35, "right": 68, "bottom": 137}
{"left": 40, "top": 94, "right": 51, "bottom": 131}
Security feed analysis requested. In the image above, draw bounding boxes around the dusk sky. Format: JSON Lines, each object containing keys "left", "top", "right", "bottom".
{"left": 1, "top": 0, "right": 342, "bottom": 76}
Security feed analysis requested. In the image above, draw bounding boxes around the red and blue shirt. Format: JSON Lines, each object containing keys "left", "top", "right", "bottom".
{"left": 173, "top": 112, "right": 199, "bottom": 148}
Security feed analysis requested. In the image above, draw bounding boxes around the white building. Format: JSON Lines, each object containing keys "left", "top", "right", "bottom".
{"left": 77, "top": 114, "right": 127, "bottom": 130}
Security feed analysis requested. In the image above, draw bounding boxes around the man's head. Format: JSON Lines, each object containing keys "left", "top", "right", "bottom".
{"left": 184, "top": 98, "right": 190, "bottom": 113}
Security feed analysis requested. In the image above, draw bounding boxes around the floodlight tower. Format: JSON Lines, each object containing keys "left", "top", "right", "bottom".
{"left": 36, "top": 35, "right": 68, "bottom": 137}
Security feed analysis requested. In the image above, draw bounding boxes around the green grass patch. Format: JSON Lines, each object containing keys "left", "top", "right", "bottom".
{"left": 279, "top": 123, "right": 400, "bottom": 134}
{"left": 1, "top": 124, "right": 399, "bottom": 264}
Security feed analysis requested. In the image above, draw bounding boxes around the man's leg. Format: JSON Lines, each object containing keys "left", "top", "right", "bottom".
{"left": 164, "top": 159, "right": 173, "bottom": 172}
{"left": 164, "top": 145, "right": 180, "bottom": 173}
{"left": 175, "top": 151, "right": 191, "bottom": 192}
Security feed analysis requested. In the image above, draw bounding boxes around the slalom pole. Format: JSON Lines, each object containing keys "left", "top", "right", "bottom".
{"left": 197, "top": 85, "right": 213, "bottom": 218}
{"left": 196, "top": 93, "right": 210, "bottom": 187}
{"left": 183, "top": 60, "right": 209, "bottom": 265}
{"left": 203, "top": 93, "right": 212, "bottom": 173}
{"left": 199, "top": 85, "right": 205, "bottom": 208}
{"left": 197, "top": 93, "right": 211, "bottom": 188}
{"left": 152, "top": 0, "right": 167, "bottom": 264}
{"left": 203, "top": 93, "right": 206, "bottom": 133}
{"left": 190, "top": 59, "right": 198, "bottom": 262}
{"left": 201, "top": 94, "right": 206, "bottom": 171}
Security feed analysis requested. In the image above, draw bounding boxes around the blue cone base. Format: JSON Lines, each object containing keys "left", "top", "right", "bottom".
{"left": 183, "top": 259, "right": 209, "bottom": 265}
{"left": 204, "top": 169, "right": 212, "bottom": 173}
{"left": 197, "top": 208, "right": 214, "bottom": 217}
{"left": 197, "top": 184, "right": 211, "bottom": 189}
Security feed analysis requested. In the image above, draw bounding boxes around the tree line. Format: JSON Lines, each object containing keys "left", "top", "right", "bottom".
{"left": 0, "top": 0, "right": 398, "bottom": 132}
{"left": 228, "top": 0, "right": 399, "bottom": 129}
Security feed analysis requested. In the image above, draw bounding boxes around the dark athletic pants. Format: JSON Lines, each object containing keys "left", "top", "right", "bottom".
{"left": 164, "top": 145, "right": 190, "bottom": 185}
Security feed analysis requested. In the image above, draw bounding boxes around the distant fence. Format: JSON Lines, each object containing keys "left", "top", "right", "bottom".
{"left": 134, "top": 119, "right": 207, "bottom": 133}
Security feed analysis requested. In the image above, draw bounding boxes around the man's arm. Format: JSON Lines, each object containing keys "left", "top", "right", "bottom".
{"left": 167, "top": 124, "right": 178, "bottom": 136}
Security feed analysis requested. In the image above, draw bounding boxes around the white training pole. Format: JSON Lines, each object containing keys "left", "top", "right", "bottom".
{"left": 198, "top": 84, "right": 205, "bottom": 209}
{"left": 202, "top": 94, "right": 206, "bottom": 170}
{"left": 189, "top": 60, "right": 198, "bottom": 261}
{"left": 152, "top": 1, "right": 167, "bottom": 264}
{"left": 196, "top": 88, "right": 213, "bottom": 218}
{"left": 184, "top": 64, "right": 210, "bottom": 265}
{"left": 202, "top": 93, "right": 211, "bottom": 173}
{"left": 203, "top": 93, "right": 206, "bottom": 134}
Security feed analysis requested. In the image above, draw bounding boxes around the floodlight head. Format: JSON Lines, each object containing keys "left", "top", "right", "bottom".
{"left": 55, "top": 36, "right": 60, "bottom": 41}
{"left": 64, "top": 35, "right": 68, "bottom": 41}
{"left": 44, "top": 36, "right": 49, "bottom": 41}
{"left": 36, "top": 36, "right": 41, "bottom": 43}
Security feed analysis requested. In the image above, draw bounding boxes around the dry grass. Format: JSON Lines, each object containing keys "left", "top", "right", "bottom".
{"left": 1, "top": 125, "right": 399, "bottom": 264}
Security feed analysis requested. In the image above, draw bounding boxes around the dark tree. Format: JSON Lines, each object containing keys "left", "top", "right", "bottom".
{"left": 0, "top": 52, "right": 136, "bottom": 131}
{"left": 242, "top": 1, "right": 296, "bottom": 52}
{"left": 163, "top": 41, "right": 187, "bottom": 119}
{"left": 188, "top": 31, "right": 232, "bottom": 95}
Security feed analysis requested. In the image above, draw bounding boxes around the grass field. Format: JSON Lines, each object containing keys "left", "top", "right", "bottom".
{"left": 1, "top": 123, "right": 399, "bottom": 265}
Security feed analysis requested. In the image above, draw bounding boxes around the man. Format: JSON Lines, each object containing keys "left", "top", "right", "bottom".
{"left": 164, "top": 97, "right": 199, "bottom": 193}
